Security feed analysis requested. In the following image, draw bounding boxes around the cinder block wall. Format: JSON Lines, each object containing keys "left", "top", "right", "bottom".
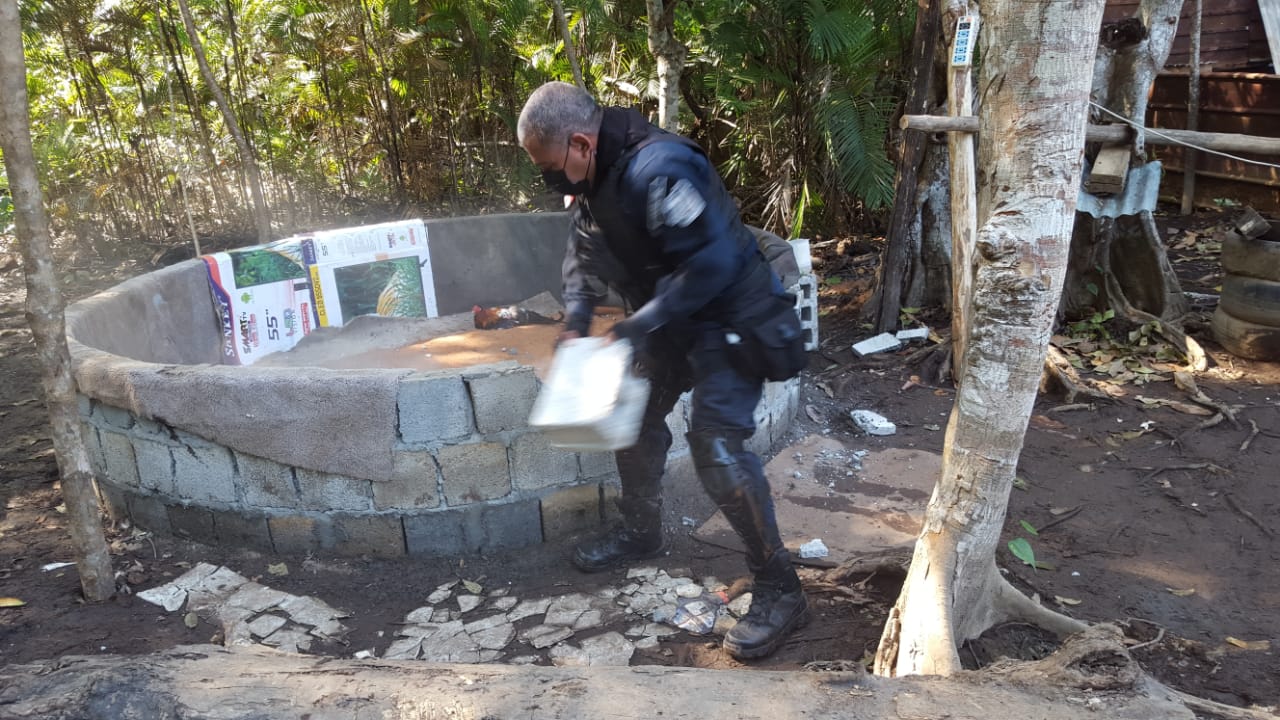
{"left": 80, "top": 372, "right": 799, "bottom": 558}
{"left": 68, "top": 212, "right": 801, "bottom": 558}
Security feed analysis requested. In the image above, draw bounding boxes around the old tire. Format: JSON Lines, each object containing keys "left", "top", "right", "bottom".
{"left": 1220, "top": 232, "right": 1280, "bottom": 282}
{"left": 1211, "top": 307, "right": 1280, "bottom": 361}
{"left": 1219, "top": 274, "right": 1280, "bottom": 326}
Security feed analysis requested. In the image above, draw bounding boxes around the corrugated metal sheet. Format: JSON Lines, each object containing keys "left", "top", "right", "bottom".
{"left": 1104, "top": 0, "right": 1272, "bottom": 69}
{"left": 1261, "top": 0, "right": 1280, "bottom": 68}
{"left": 1079, "top": 162, "right": 1164, "bottom": 218}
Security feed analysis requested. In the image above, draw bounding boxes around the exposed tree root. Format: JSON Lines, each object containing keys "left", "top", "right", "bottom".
{"left": 1224, "top": 492, "right": 1275, "bottom": 538}
{"left": 1172, "top": 690, "right": 1280, "bottom": 720}
{"left": 820, "top": 548, "right": 912, "bottom": 586}
{"left": 1240, "top": 419, "right": 1261, "bottom": 452}
{"left": 1174, "top": 371, "right": 1240, "bottom": 428}
{"left": 991, "top": 576, "right": 1089, "bottom": 639}
{"left": 1043, "top": 346, "right": 1112, "bottom": 403}
{"left": 985, "top": 623, "right": 1137, "bottom": 689}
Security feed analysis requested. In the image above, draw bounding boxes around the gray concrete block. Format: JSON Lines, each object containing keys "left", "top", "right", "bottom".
{"left": 375, "top": 451, "right": 441, "bottom": 510}
{"left": 398, "top": 372, "right": 474, "bottom": 443}
{"left": 439, "top": 442, "right": 511, "bottom": 505}
{"left": 403, "top": 509, "right": 468, "bottom": 556}
{"left": 466, "top": 366, "right": 539, "bottom": 434}
{"left": 100, "top": 431, "right": 141, "bottom": 488}
{"left": 93, "top": 402, "right": 135, "bottom": 430}
{"left": 578, "top": 451, "right": 617, "bottom": 480}
{"left": 330, "top": 514, "right": 406, "bottom": 558}
{"left": 405, "top": 499, "right": 543, "bottom": 557}
{"left": 172, "top": 444, "right": 237, "bottom": 505}
{"left": 126, "top": 492, "right": 171, "bottom": 534}
{"left": 213, "top": 510, "right": 273, "bottom": 552}
{"left": 167, "top": 503, "right": 217, "bottom": 544}
{"left": 476, "top": 499, "right": 543, "bottom": 551}
{"left": 132, "top": 416, "right": 170, "bottom": 441}
{"left": 295, "top": 468, "right": 373, "bottom": 512}
{"left": 133, "top": 438, "right": 175, "bottom": 495}
{"left": 540, "top": 484, "right": 603, "bottom": 540}
{"left": 171, "top": 428, "right": 217, "bottom": 449}
{"left": 95, "top": 481, "right": 129, "bottom": 524}
{"left": 852, "top": 332, "right": 901, "bottom": 357}
{"left": 268, "top": 515, "right": 323, "bottom": 555}
{"left": 511, "top": 432, "right": 578, "bottom": 492}
{"left": 235, "top": 453, "right": 300, "bottom": 509}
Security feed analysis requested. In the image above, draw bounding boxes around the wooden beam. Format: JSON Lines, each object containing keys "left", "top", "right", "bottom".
{"left": 900, "top": 114, "right": 1280, "bottom": 156}
{"left": 1086, "top": 145, "right": 1132, "bottom": 195}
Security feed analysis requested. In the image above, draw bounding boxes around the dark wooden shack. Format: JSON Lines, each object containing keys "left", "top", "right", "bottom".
{"left": 1104, "top": 0, "right": 1279, "bottom": 208}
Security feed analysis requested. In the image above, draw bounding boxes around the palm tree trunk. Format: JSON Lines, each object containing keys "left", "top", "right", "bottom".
{"left": 0, "top": 0, "right": 115, "bottom": 602}
{"left": 175, "top": 0, "right": 272, "bottom": 243}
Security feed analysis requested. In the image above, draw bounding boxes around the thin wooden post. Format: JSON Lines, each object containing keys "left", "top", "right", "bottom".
{"left": 947, "top": 5, "right": 978, "bottom": 381}
{"left": 1181, "top": 0, "right": 1202, "bottom": 216}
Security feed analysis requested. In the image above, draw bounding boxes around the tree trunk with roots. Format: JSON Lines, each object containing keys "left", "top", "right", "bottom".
{"left": 874, "top": 0, "right": 1102, "bottom": 677}
{"left": 175, "top": 0, "right": 272, "bottom": 244}
{"left": 1061, "top": 0, "right": 1189, "bottom": 329}
{"left": 0, "top": 0, "right": 115, "bottom": 602}
{"left": 645, "top": 0, "right": 686, "bottom": 132}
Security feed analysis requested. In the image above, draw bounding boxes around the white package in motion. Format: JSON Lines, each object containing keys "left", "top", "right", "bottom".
{"left": 528, "top": 338, "right": 650, "bottom": 451}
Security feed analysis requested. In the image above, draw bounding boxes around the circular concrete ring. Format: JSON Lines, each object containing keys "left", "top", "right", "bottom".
{"left": 1220, "top": 232, "right": 1280, "bottom": 282}
{"left": 1210, "top": 306, "right": 1280, "bottom": 362}
{"left": 1219, "top": 274, "right": 1280, "bottom": 327}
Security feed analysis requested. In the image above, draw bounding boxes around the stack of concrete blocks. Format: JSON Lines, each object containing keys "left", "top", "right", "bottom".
{"left": 788, "top": 239, "right": 819, "bottom": 352}
{"left": 80, "top": 364, "right": 798, "bottom": 561}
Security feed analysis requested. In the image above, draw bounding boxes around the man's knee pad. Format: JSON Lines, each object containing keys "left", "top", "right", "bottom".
{"left": 687, "top": 429, "right": 745, "bottom": 468}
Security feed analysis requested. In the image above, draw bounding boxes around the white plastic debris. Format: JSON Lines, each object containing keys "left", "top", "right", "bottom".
{"left": 41, "top": 562, "right": 75, "bottom": 572}
{"left": 851, "top": 333, "right": 902, "bottom": 357}
{"left": 851, "top": 410, "right": 896, "bottom": 436}
{"left": 895, "top": 327, "right": 930, "bottom": 342}
{"left": 798, "top": 539, "right": 830, "bottom": 559}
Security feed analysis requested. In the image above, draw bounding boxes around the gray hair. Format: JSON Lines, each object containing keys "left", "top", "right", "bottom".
{"left": 517, "top": 82, "right": 603, "bottom": 147}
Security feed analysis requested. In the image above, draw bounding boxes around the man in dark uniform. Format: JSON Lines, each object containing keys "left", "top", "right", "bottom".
{"left": 517, "top": 81, "right": 808, "bottom": 659}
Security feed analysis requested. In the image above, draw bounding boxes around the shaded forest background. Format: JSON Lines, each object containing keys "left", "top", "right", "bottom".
{"left": 0, "top": 0, "right": 914, "bottom": 258}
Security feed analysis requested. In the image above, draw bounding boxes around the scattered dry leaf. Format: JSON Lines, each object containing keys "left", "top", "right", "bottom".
{"left": 1031, "top": 415, "right": 1068, "bottom": 431}
{"left": 1166, "top": 587, "right": 1196, "bottom": 597}
{"left": 267, "top": 562, "right": 288, "bottom": 576}
{"left": 1055, "top": 596, "right": 1082, "bottom": 606}
{"left": 0, "top": 597, "right": 26, "bottom": 608}
{"left": 462, "top": 580, "right": 483, "bottom": 594}
{"left": 183, "top": 612, "right": 199, "bottom": 628}
{"left": 805, "top": 404, "right": 823, "bottom": 423}
{"left": 1225, "top": 637, "right": 1270, "bottom": 651}
{"left": 816, "top": 381, "right": 834, "bottom": 399}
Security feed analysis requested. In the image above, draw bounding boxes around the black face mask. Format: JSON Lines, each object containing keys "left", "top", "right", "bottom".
{"left": 541, "top": 140, "right": 592, "bottom": 195}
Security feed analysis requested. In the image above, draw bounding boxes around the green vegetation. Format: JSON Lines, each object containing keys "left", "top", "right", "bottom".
{"left": 5, "top": 0, "right": 912, "bottom": 250}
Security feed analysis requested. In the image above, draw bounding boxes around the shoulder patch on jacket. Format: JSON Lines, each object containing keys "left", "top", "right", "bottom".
{"left": 647, "top": 176, "right": 706, "bottom": 233}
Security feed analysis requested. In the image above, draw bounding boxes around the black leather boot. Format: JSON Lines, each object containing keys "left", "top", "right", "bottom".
{"left": 572, "top": 497, "right": 666, "bottom": 572}
{"left": 723, "top": 556, "right": 808, "bottom": 659}
{"left": 689, "top": 429, "right": 809, "bottom": 659}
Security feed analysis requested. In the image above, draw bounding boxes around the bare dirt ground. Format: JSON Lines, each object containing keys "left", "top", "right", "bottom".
{"left": 1, "top": 207, "right": 1277, "bottom": 714}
